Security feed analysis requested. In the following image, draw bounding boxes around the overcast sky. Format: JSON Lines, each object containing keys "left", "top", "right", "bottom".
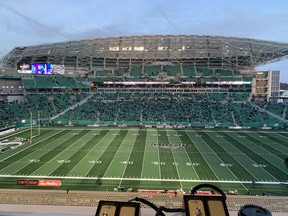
{"left": 0, "top": 0, "right": 288, "bottom": 81}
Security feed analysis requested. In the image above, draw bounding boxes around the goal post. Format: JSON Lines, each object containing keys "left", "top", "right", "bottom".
{"left": 29, "top": 111, "right": 41, "bottom": 144}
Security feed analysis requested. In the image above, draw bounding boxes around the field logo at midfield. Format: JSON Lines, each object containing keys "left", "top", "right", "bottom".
{"left": 0, "top": 137, "right": 27, "bottom": 153}
{"left": 151, "top": 143, "right": 191, "bottom": 149}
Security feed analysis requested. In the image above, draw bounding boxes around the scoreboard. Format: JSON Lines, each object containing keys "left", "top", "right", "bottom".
{"left": 17, "top": 63, "right": 65, "bottom": 75}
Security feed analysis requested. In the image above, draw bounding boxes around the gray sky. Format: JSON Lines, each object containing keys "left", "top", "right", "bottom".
{"left": 0, "top": 0, "right": 288, "bottom": 81}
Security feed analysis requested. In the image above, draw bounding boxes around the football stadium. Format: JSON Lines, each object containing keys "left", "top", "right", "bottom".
{"left": 0, "top": 35, "right": 288, "bottom": 215}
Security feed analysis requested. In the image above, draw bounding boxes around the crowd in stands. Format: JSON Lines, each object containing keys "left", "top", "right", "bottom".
{"left": 0, "top": 102, "right": 30, "bottom": 128}
{"left": 91, "top": 66, "right": 247, "bottom": 83}
{"left": 52, "top": 92, "right": 282, "bottom": 128}
{"left": 1, "top": 89, "right": 286, "bottom": 129}
{"left": 0, "top": 92, "right": 89, "bottom": 128}
{"left": 0, "top": 67, "right": 286, "bottom": 129}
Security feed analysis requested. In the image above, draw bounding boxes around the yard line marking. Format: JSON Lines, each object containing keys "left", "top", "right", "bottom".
{"left": 46, "top": 130, "right": 98, "bottom": 176}
{"left": 156, "top": 129, "right": 161, "bottom": 179}
{"left": 180, "top": 138, "right": 200, "bottom": 180}
{"left": 104, "top": 129, "right": 135, "bottom": 186}
{"left": 253, "top": 132, "right": 288, "bottom": 166}
{"left": 82, "top": 129, "right": 121, "bottom": 177}
{"left": 233, "top": 131, "right": 282, "bottom": 180}
{"left": 0, "top": 129, "right": 65, "bottom": 163}
{"left": 2, "top": 127, "right": 287, "bottom": 191}
{"left": 140, "top": 130, "right": 149, "bottom": 178}
{"left": 142, "top": 129, "right": 161, "bottom": 179}
{"left": 112, "top": 130, "right": 136, "bottom": 187}
{"left": 167, "top": 130, "right": 186, "bottom": 188}
{"left": 207, "top": 131, "right": 250, "bottom": 192}
{"left": 222, "top": 131, "right": 279, "bottom": 181}
{"left": 184, "top": 130, "right": 220, "bottom": 181}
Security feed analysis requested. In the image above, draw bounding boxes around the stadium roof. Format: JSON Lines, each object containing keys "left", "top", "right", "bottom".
{"left": 1, "top": 35, "right": 288, "bottom": 71}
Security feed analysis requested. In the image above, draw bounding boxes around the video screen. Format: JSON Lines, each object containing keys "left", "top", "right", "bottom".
{"left": 17, "top": 63, "right": 32, "bottom": 74}
{"left": 31, "top": 64, "right": 53, "bottom": 74}
{"left": 17, "top": 63, "right": 64, "bottom": 75}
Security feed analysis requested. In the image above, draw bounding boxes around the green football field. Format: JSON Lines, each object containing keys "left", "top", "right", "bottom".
{"left": 0, "top": 127, "right": 287, "bottom": 195}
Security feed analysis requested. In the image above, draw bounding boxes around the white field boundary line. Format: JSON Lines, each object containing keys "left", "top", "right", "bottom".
{"left": 0, "top": 174, "right": 286, "bottom": 185}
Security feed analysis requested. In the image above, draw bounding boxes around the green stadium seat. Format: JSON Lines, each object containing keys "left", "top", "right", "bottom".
{"left": 22, "top": 78, "right": 36, "bottom": 89}
{"left": 182, "top": 65, "right": 196, "bottom": 76}
{"left": 35, "top": 76, "right": 56, "bottom": 88}
{"left": 96, "top": 69, "right": 113, "bottom": 77}
{"left": 130, "top": 66, "right": 142, "bottom": 77}
{"left": 162, "top": 65, "right": 181, "bottom": 76}
{"left": 143, "top": 65, "right": 161, "bottom": 76}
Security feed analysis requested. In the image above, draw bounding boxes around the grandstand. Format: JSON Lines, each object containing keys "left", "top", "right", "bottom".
{"left": 0, "top": 34, "right": 288, "bottom": 154}
{"left": 0, "top": 35, "right": 288, "bottom": 215}
{"left": 0, "top": 35, "right": 287, "bottom": 162}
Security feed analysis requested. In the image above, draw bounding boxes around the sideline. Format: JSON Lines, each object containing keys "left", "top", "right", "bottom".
{"left": 0, "top": 174, "right": 286, "bottom": 185}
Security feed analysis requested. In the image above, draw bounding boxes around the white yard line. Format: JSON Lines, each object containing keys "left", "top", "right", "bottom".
{"left": 0, "top": 129, "right": 65, "bottom": 162}
{"left": 156, "top": 129, "right": 161, "bottom": 179}
{"left": 82, "top": 130, "right": 120, "bottom": 178}
{"left": 117, "top": 129, "right": 138, "bottom": 187}
{"left": 166, "top": 129, "right": 183, "bottom": 188}
{"left": 173, "top": 131, "right": 200, "bottom": 180}
{"left": 184, "top": 130, "right": 220, "bottom": 181}
{"left": 236, "top": 131, "right": 283, "bottom": 181}
{"left": 140, "top": 131, "right": 149, "bottom": 178}
{"left": 44, "top": 130, "right": 96, "bottom": 176}
{"left": 206, "top": 132, "right": 253, "bottom": 192}
{"left": 65, "top": 130, "right": 104, "bottom": 176}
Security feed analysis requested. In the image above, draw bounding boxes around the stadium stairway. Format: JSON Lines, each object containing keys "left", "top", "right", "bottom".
{"left": 50, "top": 93, "right": 94, "bottom": 121}
{"left": 249, "top": 101, "right": 288, "bottom": 124}
{"left": 283, "top": 106, "right": 287, "bottom": 119}
{"left": 231, "top": 111, "right": 236, "bottom": 125}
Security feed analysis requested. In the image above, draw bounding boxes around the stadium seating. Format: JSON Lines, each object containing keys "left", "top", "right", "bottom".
{"left": 242, "top": 76, "right": 253, "bottom": 82}
{"left": 55, "top": 76, "right": 78, "bottom": 88}
{"left": 115, "top": 68, "right": 129, "bottom": 77}
{"left": 162, "top": 65, "right": 181, "bottom": 76}
{"left": 265, "top": 102, "right": 286, "bottom": 118}
{"left": 197, "top": 68, "right": 214, "bottom": 76}
{"left": 182, "top": 65, "right": 196, "bottom": 76}
{"left": 87, "top": 77, "right": 108, "bottom": 82}
{"left": 2, "top": 86, "right": 284, "bottom": 130}
{"left": 22, "top": 76, "right": 90, "bottom": 90}
{"left": 0, "top": 70, "right": 286, "bottom": 130}
{"left": 22, "top": 77, "right": 36, "bottom": 89}
{"left": 130, "top": 66, "right": 142, "bottom": 77}
{"left": 143, "top": 65, "right": 161, "bottom": 76}
{"left": 35, "top": 76, "right": 56, "bottom": 88}
{"left": 0, "top": 102, "right": 30, "bottom": 128}
{"left": 96, "top": 69, "right": 113, "bottom": 77}
{"left": 233, "top": 70, "right": 241, "bottom": 76}
{"left": 48, "top": 91, "right": 282, "bottom": 128}
{"left": 25, "top": 93, "right": 89, "bottom": 120}
{"left": 215, "top": 69, "right": 233, "bottom": 76}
